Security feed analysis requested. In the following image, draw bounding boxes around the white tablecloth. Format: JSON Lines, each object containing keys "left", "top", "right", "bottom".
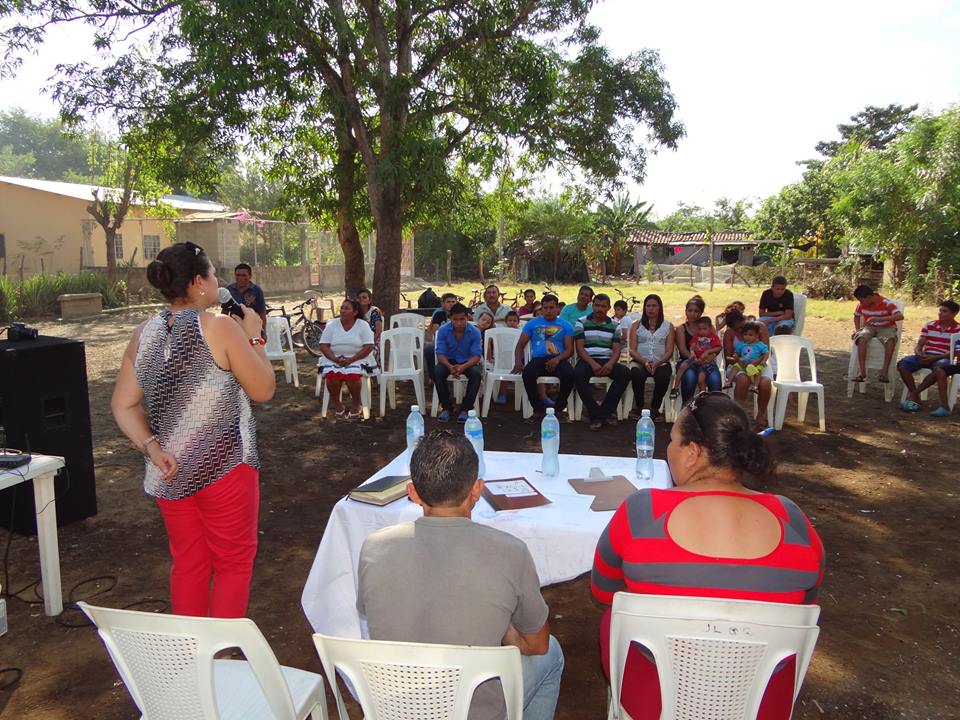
{"left": 301, "top": 450, "right": 672, "bottom": 638}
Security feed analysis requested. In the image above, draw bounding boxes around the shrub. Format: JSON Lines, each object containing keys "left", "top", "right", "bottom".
{"left": 2, "top": 271, "right": 130, "bottom": 319}
{"left": 805, "top": 273, "right": 853, "bottom": 300}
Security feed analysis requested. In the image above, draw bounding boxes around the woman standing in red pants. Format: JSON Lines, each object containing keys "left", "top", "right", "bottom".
{"left": 112, "top": 242, "right": 276, "bottom": 617}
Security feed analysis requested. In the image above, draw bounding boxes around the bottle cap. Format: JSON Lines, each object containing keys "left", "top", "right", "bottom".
{"left": 411, "top": 405, "right": 419, "bottom": 412}
{"left": 468, "top": 409, "right": 477, "bottom": 417}
{"left": 545, "top": 408, "right": 555, "bottom": 415}
{"left": 641, "top": 409, "right": 651, "bottom": 417}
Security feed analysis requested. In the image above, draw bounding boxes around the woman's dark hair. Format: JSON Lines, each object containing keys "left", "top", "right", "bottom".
{"left": 147, "top": 242, "right": 211, "bottom": 301}
{"left": 724, "top": 309, "right": 745, "bottom": 330}
{"left": 640, "top": 294, "right": 665, "bottom": 331}
{"left": 685, "top": 296, "right": 706, "bottom": 314}
{"left": 676, "top": 393, "right": 774, "bottom": 477}
{"left": 341, "top": 298, "right": 362, "bottom": 317}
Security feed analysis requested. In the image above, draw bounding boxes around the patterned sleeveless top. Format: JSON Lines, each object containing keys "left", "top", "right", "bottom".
{"left": 135, "top": 308, "right": 258, "bottom": 500}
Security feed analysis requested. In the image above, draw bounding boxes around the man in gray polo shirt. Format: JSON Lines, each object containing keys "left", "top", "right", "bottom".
{"left": 357, "top": 430, "right": 564, "bottom": 720}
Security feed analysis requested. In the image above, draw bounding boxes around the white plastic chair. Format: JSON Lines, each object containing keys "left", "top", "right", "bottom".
{"left": 379, "top": 327, "right": 426, "bottom": 417}
{"left": 607, "top": 592, "right": 820, "bottom": 720}
{"left": 480, "top": 327, "right": 528, "bottom": 417}
{"left": 770, "top": 336, "right": 826, "bottom": 431}
{"left": 898, "top": 332, "right": 960, "bottom": 410}
{"left": 846, "top": 298, "right": 904, "bottom": 402}
{"left": 572, "top": 372, "right": 629, "bottom": 422}
{"left": 316, "top": 364, "right": 374, "bottom": 420}
{"left": 265, "top": 315, "right": 299, "bottom": 387}
{"left": 523, "top": 345, "right": 578, "bottom": 421}
{"left": 313, "top": 634, "right": 522, "bottom": 720}
{"left": 792, "top": 292, "right": 807, "bottom": 337}
{"left": 389, "top": 313, "right": 427, "bottom": 331}
{"left": 78, "top": 602, "right": 327, "bottom": 720}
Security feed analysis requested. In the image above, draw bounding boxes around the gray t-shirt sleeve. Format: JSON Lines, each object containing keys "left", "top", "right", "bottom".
{"left": 511, "top": 545, "right": 549, "bottom": 635}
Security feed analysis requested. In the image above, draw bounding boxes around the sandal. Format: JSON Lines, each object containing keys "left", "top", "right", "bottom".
{"left": 334, "top": 408, "right": 347, "bottom": 420}
{"left": 589, "top": 420, "right": 604, "bottom": 431}
{"left": 899, "top": 400, "right": 920, "bottom": 412}
{"left": 669, "top": 388, "right": 679, "bottom": 400}
{"left": 346, "top": 410, "right": 364, "bottom": 422}
{"left": 849, "top": 375, "right": 866, "bottom": 383}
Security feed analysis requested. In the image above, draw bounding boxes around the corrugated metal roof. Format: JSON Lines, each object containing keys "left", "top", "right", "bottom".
{"left": 0, "top": 175, "right": 226, "bottom": 212}
{"left": 627, "top": 229, "right": 756, "bottom": 245}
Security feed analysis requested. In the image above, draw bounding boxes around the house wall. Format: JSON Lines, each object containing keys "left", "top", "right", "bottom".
{"left": 0, "top": 181, "right": 179, "bottom": 277}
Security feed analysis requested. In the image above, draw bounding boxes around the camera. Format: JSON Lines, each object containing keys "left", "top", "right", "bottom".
{"left": 6, "top": 322, "right": 39, "bottom": 341}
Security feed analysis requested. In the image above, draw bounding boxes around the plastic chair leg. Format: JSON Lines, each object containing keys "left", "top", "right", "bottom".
{"left": 414, "top": 378, "right": 425, "bottom": 410}
{"left": 481, "top": 379, "right": 494, "bottom": 417}
{"left": 797, "top": 392, "right": 809, "bottom": 423}
{"left": 773, "top": 389, "right": 788, "bottom": 431}
{"left": 379, "top": 379, "right": 388, "bottom": 418}
{"left": 816, "top": 391, "right": 826, "bottom": 431}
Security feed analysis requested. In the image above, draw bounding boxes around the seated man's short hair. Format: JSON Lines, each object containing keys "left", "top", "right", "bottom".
{"left": 771, "top": 275, "right": 788, "bottom": 286}
{"left": 234, "top": 262, "right": 252, "bottom": 273}
{"left": 410, "top": 430, "right": 479, "bottom": 506}
{"left": 853, "top": 284, "right": 874, "bottom": 300}
{"left": 542, "top": 293, "right": 559, "bottom": 305}
{"left": 594, "top": 293, "right": 611, "bottom": 304}
{"left": 449, "top": 302, "right": 469, "bottom": 316}
{"left": 441, "top": 292, "right": 458, "bottom": 302}
{"left": 940, "top": 299, "right": 959, "bottom": 314}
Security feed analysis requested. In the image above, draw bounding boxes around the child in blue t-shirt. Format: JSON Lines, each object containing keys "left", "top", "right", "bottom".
{"left": 733, "top": 322, "right": 769, "bottom": 392}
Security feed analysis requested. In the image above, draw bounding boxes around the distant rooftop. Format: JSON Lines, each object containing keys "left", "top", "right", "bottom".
{"left": 627, "top": 229, "right": 756, "bottom": 246}
{"left": 0, "top": 175, "right": 226, "bottom": 212}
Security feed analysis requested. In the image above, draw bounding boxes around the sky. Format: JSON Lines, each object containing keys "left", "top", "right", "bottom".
{"left": 2, "top": 0, "right": 959, "bottom": 218}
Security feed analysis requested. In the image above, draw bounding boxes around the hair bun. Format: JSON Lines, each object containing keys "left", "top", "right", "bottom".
{"left": 147, "top": 259, "right": 173, "bottom": 291}
{"left": 730, "top": 428, "right": 773, "bottom": 477}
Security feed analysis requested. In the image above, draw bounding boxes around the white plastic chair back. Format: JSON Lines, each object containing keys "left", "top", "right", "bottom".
{"left": 313, "top": 634, "right": 522, "bottom": 720}
{"left": 390, "top": 313, "right": 426, "bottom": 331}
{"left": 381, "top": 326, "right": 422, "bottom": 373}
{"left": 792, "top": 292, "right": 807, "bottom": 337}
{"left": 485, "top": 327, "right": 522, "bottom": 372}
{"left": 770, "top": 335, "right": 816, "bottom": 384}
{"left": 265, "top": 316, "right": 299, "bottom": 387}
{"left": 608, "top": 593, "right": 820, "bottom": 720}
{"left": 79, "top": 602, "right": 326, "bottom": 720}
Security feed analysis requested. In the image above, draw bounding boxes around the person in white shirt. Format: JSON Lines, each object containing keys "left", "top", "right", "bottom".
{"left": 627, "top": 294, "right": 675, "bottom": 421}
{"left": 473, "top": 284, "right": 511, "bottom": 324}
{"left": 317, "top": 298, "right": 375, "bottom": 420}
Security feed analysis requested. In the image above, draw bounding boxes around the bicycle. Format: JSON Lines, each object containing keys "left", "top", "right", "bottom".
{"left": 614, "top": 288, "right": 644, "bottom": 313}
{"left": 266, "top": 291, "right": 326, "bottom": 357}
{"left": 399, "top": 292, "right": 414, "bottom": 309}
{"left": 467, "top": 288, "right": 483, "bottom": 308}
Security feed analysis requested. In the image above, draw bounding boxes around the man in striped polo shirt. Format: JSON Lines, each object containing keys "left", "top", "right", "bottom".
{"left": 573, "top": 293, "right": 630, "bottom": 430}
{"left": 851, "top": 284, "right": 904, "bottom": 383}
{"left": 899, "top": 299, "right": 960, "bottom": 416}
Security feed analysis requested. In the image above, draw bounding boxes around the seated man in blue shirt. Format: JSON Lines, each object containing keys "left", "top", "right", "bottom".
{"left": 512, "top": 294, "right": 576, "bottom": 420}
{"left": 434, "top": 303, "right": 483, "bottom": 422}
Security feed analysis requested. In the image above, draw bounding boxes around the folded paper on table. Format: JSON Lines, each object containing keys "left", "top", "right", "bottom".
{"left": 348, "top": 475, "right": 410, "bottom": 506}
{"left": 482, "top": 477, "right": 551, "bottom": 511}
{"left": 568, "top": 474, "right": 638, "bottom": 511}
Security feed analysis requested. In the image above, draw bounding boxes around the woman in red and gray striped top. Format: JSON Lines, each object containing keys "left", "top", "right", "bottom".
{"left": 592, "top": 392, "right": 824, "bottom": 720}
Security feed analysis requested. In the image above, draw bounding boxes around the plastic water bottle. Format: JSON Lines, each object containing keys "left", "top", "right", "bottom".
{"left": 541, "top": 408, "right": 560, "bottom": 477}
{"left": 635, "top": 409, "right": 655, "bottom": 481}
{"left": 464, "top": 409, "right": 486, "bottom": 478}
{"left": 405, "top": 405, "right": 424, "bottom": 469}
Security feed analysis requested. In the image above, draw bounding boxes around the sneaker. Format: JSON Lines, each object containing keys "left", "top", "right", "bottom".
{"left": 437, "top": 410, "right": 450, "bottom": 422}
{"left": 930, "top": 406, "right": 951, "bottom": 417}
{"left": 494, "top": 394, "right": 508, "bottom": 405}
{"left": 899, "top": 400, "right": 920, "bottom": 412}
{"left": 457, "top": 411, "right": 469, "bottom": 423}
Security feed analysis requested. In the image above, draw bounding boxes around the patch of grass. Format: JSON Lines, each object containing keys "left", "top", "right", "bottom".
{"left": 2, "top": 271, "right": 129, "bottom": 320}
{"left": 418, "top": 280, "right": 938, "bottom": 324}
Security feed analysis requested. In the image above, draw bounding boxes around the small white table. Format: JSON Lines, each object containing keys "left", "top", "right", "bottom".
{"left": 0, "top": 454, "right": 65, "bottom": 616}
{"left": 301, "top": 450, "right": 671, "bottom": 638}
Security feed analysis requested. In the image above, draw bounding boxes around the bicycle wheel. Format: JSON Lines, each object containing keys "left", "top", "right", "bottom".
{"left": 302, "top": 321, "right": 325, "bottom": 357}
{"left": 290, "top": 317, "right": 306, "bottom": 348}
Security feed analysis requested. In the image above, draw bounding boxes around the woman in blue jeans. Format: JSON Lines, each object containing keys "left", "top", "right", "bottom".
{"left": 675, "top": 296, "right": 722, "bottom": 401}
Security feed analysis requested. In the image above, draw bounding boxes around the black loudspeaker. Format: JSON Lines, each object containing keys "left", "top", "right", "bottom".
{"left": 0, "top": 335, "right": 97, "bottom": 534}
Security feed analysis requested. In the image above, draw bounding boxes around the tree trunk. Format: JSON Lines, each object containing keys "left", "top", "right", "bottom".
{"left": 335, "top": 123, "right": 366, "bottom": 292}
{"left": 372, "top": 205, "right": 404, "bottom": 322}
{"left": 104, "top": 226, "right": 118, "bottom": 284}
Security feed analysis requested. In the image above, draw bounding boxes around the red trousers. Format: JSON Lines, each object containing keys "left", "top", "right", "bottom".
{"left": 156, "top": 463, "right": 259, "bottom": 618}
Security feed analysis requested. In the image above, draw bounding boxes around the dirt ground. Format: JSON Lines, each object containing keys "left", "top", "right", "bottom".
{"left": 1, "top": 303, "right": 958, "bottom": 720}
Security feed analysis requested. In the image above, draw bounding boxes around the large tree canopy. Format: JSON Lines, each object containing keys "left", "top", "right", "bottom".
{"left": 3, "top": 0, "right": 684, "bottom": 316}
